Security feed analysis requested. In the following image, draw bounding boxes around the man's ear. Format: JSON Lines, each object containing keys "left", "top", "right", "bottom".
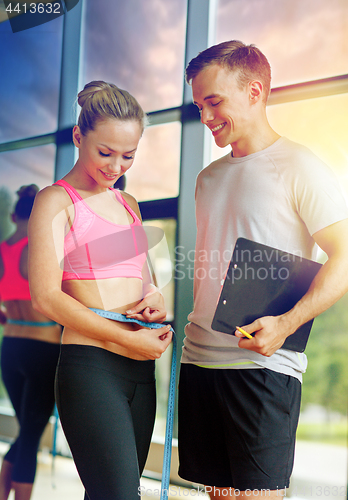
{"left": 249, "top": 81, "right": 263, "bottom": 102}
{"left": 72, "top": 125, "right": 82, "bottom": 148}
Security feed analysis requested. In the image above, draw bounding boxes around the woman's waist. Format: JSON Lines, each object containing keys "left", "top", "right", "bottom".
{"left": 3, "top": 300, "right": 60, "bottom": 329}
{"left": 61, "top": 320, "right": 148, "bottom": 360}
{"left": 62, "top": 276, "right": 143, "bottom": 312}
{"left": 3, "top": 322, "right": 61, "bottom": 343}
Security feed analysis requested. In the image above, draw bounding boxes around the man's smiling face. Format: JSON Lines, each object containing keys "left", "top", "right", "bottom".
{"left": 192, "top": 64, "right": 254, "bottom": 153}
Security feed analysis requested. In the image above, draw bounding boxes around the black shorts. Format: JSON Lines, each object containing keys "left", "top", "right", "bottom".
{"left": 178, "top": 364, "right": 301, "bottom": 491}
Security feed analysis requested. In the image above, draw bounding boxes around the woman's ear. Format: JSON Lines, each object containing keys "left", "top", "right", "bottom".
{"left": 72, "top": 125, "right": 82, "bottom": 148}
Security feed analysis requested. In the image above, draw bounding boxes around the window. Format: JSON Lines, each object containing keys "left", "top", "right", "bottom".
{"left": 126, "top": 122, "right": 181, "bottom": 202}
{"left": 81, "top": 0, "right": 187, "bottom": 112}
{"left": 216, "top": 0, "right": 348, "bottom": 87}
{"left": 0, "top": 17, "right": 63, "bottom": 142}
{"left": 143, "top": 218, "right": 176, "bottom": 438}
{"left": 1, "top": 0, "right": 348, "bottom": 487}
{"left": 0, "top": 145, "right": 57, "bottom": 197}
{"left": 267, "top": 94, "right": 348, "bottom": 179}
{"left": 143, "top": 218, "right": 176, "bottom": 322}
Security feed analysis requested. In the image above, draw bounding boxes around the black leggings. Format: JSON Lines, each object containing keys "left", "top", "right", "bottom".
{"left": 55, "top": 344, "right": 156, "bottom": 500}
{"left": 0, "top": 337, "right": 60, "bottom": 483}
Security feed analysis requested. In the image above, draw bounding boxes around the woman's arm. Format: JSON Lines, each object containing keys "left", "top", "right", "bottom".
{"left": 28, "top": 186, "right": 171, "bottom": 359}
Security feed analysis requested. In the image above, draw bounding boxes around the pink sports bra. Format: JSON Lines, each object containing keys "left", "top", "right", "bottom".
{"left": 54, "top": 180, "right": 147, "bottom": 281}
{"left": 0, "top": 237, "right": 31, "bottom": 301}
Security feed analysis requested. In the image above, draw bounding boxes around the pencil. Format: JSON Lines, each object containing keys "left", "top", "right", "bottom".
{"left": 236, "top": 326, "right": 253, "bottom": 339}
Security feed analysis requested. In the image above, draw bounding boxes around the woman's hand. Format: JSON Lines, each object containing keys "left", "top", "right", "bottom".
{"left": 125, "top": 288, "right": 167, "bottom": 324}
{"left": 124, "top": 324, "right": 173, "bottom": 360}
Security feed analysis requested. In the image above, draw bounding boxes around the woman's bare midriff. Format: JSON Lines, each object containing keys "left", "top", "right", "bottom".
{"left": 3, "top": 300, "right": 61, "bottom": 344}
{"left": 61, "top": 277, "right": 149, "bottom": 359}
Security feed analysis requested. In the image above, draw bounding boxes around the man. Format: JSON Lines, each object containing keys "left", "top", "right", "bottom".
{"left": 178, "top": 40, "right": 348, "bottom": 500}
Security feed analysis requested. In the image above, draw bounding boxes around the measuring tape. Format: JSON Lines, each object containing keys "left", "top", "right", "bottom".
{"left": 7, "top": 319, "right": 57, "bottom": 327}
{"left": 89, "top": 308, "right": 177, "bottom": 500}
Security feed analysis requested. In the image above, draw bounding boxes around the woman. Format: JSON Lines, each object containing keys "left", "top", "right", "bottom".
{"left": 28, "top": 81, "right": 172, "bottom": 500}
{"left": 0, "top": 185, "right": 61, "bottom": 500}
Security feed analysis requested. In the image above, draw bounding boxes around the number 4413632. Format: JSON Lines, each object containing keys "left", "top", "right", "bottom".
{"left": 5, "top": 3, "right": 62, "bottom": 15}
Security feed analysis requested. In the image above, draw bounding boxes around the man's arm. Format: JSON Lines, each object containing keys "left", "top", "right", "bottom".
{"left": 236, "top": 218, "right": 348, "bottom": 356}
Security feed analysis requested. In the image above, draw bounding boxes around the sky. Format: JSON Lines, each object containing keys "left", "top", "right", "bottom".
{"left": 217, "top": 0, "right": 348, "bottom": 87}
{"left": 0, "top": 0, "right": 187, "bottom": 203}
{"left": 214, "top": 0, "right": 348, "bottom": 199}
{"left": 0, "top": 0, "right": 347, "bottom": 204}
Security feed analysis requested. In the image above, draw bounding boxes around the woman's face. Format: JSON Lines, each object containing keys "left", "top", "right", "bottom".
{"left": 73, "top": 118, "right": 143, "bottom": 187}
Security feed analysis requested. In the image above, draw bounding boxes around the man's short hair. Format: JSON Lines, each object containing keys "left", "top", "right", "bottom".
{"left": 186, "top": 40, "right": 272, "bottom": 104}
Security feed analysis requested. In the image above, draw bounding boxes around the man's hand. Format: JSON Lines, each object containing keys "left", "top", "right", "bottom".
{"left": 237, "top": 220, "right": 348, "bottom": 357}
{"left": 125, "top": 289, "right": 167, "bottom": 324}
{"left": 235, "top": 315, "right": 293, "bottom": 357}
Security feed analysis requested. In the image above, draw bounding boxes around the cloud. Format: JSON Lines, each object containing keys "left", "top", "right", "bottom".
{"left": 0, "top": 17, "right": 62, "bottom": 142}
{"left": 216, "top": 0, "right": 347, "bottom": 86}
{"left": 82, "top": 0, "right": 187, "bottom": 111}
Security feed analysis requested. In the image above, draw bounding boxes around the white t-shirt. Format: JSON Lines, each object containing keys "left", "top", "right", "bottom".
{"left": 181, "top": 137, "right": 348, "bottom": 381}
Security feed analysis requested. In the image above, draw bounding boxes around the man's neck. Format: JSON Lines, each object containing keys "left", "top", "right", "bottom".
{"left": 231, "top": 116, "right": 280, "bottom": 157}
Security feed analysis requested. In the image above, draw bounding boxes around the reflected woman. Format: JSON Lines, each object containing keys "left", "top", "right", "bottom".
{"left": 0, "top": 185, "right": 61, "bottom": 500}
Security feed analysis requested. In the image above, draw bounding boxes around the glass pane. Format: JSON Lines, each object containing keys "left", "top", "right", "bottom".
{"left": 211, "top": 140, "right": 231, "bottom": 164}
{"left": 292, "top": 296, "right": 348, "bottom": 497}
{"left": 142, "top": 218, "right": 176, "bottom": 323}
{"left": 0, "top": 18, "right": 63, "bottom": 143}
{"left": 266, "top": 94, "right": 348, "bottom": 193}
{"left": 0, "top": 144, "right": 56, "bottom": 209}
{"left": 81, "top": 0, "right": 187, "bottom": 112}
{"left": 125, "top": 122, "right": 181, "bottom": 202}
{"left": 142, "top": 218, "right": 176, "bottom": 438}
{"left": 216, "top": 0, "right": 348, "bottom": 87}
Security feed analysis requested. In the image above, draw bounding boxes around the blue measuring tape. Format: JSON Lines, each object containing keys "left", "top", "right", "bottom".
{"left": 89, "top": 308, "right": 177, "bottom": 500}
{"left": 7, "top": 319, "right": 57, "bottom": 327}
{"left": 51, "top": 404, "right": 60, "bottom": 488}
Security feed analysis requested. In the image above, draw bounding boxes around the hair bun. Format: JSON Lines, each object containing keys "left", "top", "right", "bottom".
{"left": 16, "top": 184, "right": 39, "bottom": 199}
{"left": 76, "top": 80, "right": 146, "bottom": 136}
{"left": 77, "top": 81, "right": 110, "bottom": 108}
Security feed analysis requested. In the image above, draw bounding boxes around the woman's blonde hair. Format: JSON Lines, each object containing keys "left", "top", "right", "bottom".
{"left": 77, "top": 81, "right": 146, "bottom": 135}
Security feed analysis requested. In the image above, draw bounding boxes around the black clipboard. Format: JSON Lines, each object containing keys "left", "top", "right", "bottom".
{"left": 211, "top": 238, "right": 322, "bottom": 352}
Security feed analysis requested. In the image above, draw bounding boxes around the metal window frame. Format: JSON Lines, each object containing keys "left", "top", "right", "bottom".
{"left": 1, "top": 0, "right": 348, "bottom": 477}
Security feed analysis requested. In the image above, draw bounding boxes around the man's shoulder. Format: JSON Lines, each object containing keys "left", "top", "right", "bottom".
{"left": 270, "top": 137, "right": 330, "bottom": 175}
{"left": 271, "top": 137, "right": 316, "bottom": 161}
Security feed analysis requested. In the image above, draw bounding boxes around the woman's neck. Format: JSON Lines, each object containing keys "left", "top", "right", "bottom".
{"left": 7, "top": 221, "right": 28, "bottom": 244}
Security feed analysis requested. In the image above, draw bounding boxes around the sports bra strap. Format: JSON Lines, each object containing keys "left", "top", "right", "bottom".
{"left": 54, "top": 180, "right": 83, "bottom": 202}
